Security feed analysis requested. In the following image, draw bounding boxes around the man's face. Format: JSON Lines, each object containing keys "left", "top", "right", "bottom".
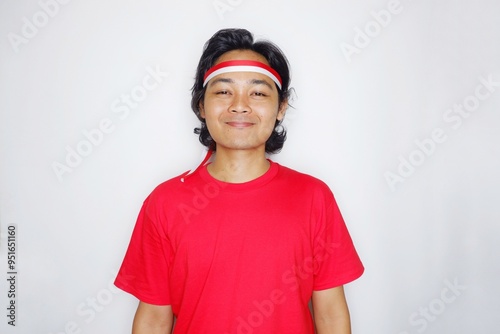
{"left": 200, "top": 49, "right": 286, "bottom": 153}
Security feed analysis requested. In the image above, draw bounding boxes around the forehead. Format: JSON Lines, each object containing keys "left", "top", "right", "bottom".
{"left": 215, "top": 49, "right": 269, "bottom": 66}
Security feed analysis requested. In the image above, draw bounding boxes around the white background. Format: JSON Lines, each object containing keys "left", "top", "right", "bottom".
{"left": 1, "top": 0, "right": 499, "bottom": 333}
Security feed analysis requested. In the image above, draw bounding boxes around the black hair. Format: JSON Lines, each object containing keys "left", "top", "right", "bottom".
{"left": 191, "top": 28, "right": 291, "bottom": 153}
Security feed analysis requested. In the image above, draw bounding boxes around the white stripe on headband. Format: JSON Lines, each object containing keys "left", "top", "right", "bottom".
{"left": 203, "top": 60, "right": 282, "bottom": 90}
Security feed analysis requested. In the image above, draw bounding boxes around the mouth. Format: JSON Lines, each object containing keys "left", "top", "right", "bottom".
{"left": 225, "top": 121, "right": 254, "bottom": 128}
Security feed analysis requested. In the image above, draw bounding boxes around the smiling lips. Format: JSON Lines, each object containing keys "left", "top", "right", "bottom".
{"left": 225, "top": 121, "right": 254, "bottom": 128}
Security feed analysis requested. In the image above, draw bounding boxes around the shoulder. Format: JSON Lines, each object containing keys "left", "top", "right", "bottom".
{"left": 276, "top": 163, "right": 330, "bottom": 188}
{"left": 274, "top": 162, "right": 334, "bottom": 198}
{"left": 144, "top": 170, "right": 193, "bottom": 204}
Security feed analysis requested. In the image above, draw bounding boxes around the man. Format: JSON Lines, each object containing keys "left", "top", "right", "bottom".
{"left": 115, "top": 28, "right": 364, "bottom": 334}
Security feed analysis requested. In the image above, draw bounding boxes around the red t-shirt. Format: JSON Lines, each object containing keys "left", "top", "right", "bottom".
{"left": 115, "top": 161, "right": 364, "bottom": 333}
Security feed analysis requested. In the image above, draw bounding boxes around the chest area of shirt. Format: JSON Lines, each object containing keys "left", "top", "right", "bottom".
{"left": 168, "top": 193, "right": 314, "bottom": 272}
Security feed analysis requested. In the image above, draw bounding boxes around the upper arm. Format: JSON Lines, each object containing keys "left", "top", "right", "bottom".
{"left": 312, "top": 286, "right": 351, "bottom": 333}
{"left": 132, "top": 301, "right": 174, "bottom": 334}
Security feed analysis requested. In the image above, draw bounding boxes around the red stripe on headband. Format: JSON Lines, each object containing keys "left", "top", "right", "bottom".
{"left": 203, "top": 60, "right": 282, "bottom": 86}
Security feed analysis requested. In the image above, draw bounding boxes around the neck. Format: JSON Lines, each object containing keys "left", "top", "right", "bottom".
{"left": 207, "top": 147, "right": 270, "bottom": 183}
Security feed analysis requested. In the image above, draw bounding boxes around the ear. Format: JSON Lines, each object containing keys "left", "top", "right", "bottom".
{"left": 199, "top": 101, "right": 205, "bottom": 119}
{"left": 276, "top": 99, "right": 288, "bottom": 121}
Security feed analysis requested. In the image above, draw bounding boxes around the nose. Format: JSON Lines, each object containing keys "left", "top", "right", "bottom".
{"left": 229, "top": 93, "right": 250, "bottom": 113}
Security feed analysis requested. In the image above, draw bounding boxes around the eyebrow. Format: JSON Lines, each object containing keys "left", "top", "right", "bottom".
{"left": 249, "top": 79, "right": 273, "bottom": 90}
{"left": 208, "top": 78, "right": 234, "bottom": 87}
{"left": 208, "top": 77, "right": 274, "bottom": 90}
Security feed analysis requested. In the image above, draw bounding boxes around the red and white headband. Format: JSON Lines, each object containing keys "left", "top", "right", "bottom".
{"left": 203, "top": 60, "right": 282, "bottom": 90}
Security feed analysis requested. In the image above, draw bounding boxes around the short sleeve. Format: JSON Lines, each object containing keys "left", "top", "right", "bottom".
{"left": 114, "top": 195, "right": 172, "bottom": 305}
{"left": 312, "top": 194, "right": 364, "bottom": 290}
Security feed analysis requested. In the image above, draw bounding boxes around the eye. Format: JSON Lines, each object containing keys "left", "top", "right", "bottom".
{"left": 252, "top": 92, "right": 267, "bottom": 97}
{"left": 216, "top": 90, "right": 229, "bottom": 95}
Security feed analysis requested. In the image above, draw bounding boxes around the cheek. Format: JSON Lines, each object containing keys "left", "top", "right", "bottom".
{"left": 204, "top": 99, "right": 229, "bottom": 116}
{"left": 258, "top": 111, "right": 280, "bottom": 134}
{"left": 264, "top": 119, "right": 278, "bottom": 133}
{"left": 258, "top": 102, "right": 280, "bottom": 120}
{"left": 200, "top": 103, "right": 216, "bottom": 122}
{"left": 202, "top": 106, "right": 224, "bottom": 134}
